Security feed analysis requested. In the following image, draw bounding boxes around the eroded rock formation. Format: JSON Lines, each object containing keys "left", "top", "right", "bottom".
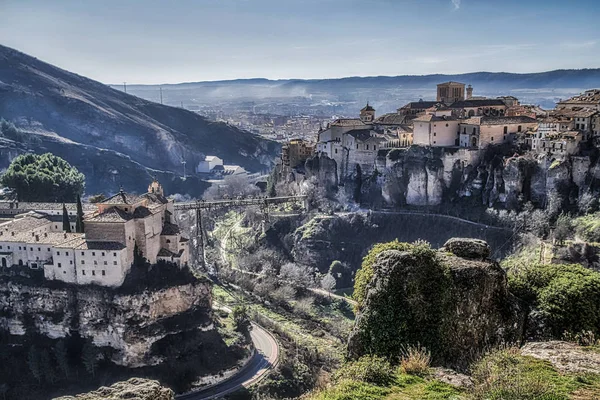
{"left": 347, "top": 239, "right": 524, "bottom": 369}
{"left": 54, "top": 378, "right": 174, "bottom": 400}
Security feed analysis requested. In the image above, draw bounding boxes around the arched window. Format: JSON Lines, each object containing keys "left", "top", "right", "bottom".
{"left": 166, "top": 239, "right": 171, "bottom": 244}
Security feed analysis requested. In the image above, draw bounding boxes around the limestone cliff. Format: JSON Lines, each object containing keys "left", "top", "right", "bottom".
{"left": 307, "top": 146, "right": 599, "bottom": 211}
{"left": 0, "top": 277, "right": 212, "bottom": 367}
{"left": 347, "top": 239, "right": 524, "bottom": 369}
{"left": 55, "top": 378, "right": 174, "bottom": 400}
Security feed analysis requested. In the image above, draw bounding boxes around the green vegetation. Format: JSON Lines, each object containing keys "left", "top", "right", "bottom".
{"left": 311, "top": 355, "right": 461, "bottom": 400}
{"left": 471, "top": 348, "right": 600, "bottom": 400}
{"left": 1, "top": 153, "right": 85, "bottom": 201}
{"left": 507, "top": 262, "right": 600, "bottom": 337}
{"left": 352, "top": 240, "right": 416, "bottom": 308}
{"left": 573, "top": 212, "right": 600, "bottom": 243}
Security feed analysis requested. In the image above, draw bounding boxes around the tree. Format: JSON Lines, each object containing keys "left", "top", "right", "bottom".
{"left": 81, "top": 343, "right": 98, "bottom": 377}
{"left": 88, "top": 194, "right": 106, "bottom": 204}
{"left": 231, "top": 305, "right": 250, "bottom": 332}
{"left": 1, "top": 153, "right": 85, "bottom": 202}
{"left": 321, "top": 274, "right": 337, "bottom": 297}
{"left": 353, "top": 164, "right": 362, "bottom": 204}
{"left": 75, "top": 194, "right": 84, "bottom": 233}
{"left": 267, "top": 168, "right": 278, "bottom": 198}
{"left": 53, "top": 340, "right": 70, "bottom": 379}
{"left": 40, "top": 349, "right": 58, "bottom": 384}
{"left": 27, "top": 346, "right": 42, "bottom": 383}
{"left": 62, "top": 204, "right": 71, "bottom": 233}
{"left": 133, "top": 242, "right": 146, "bottom": 267}
{"left": 554, "top": 213, "right": 572, "bottom": 245}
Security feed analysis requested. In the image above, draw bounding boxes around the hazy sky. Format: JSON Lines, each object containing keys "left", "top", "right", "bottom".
{"left": 1, "top": 0, "right": 599, "bottom": 84}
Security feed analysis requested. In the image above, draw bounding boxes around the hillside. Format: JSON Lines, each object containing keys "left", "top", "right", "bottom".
{"left": 0, "top": 45, "right": 279, "bottom": 195}
{"left": 121, "top": 69, "right": 600, "bottom": 114}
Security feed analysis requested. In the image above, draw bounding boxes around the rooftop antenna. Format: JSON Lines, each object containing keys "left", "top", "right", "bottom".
{"left": 123, "top": 82, "right": 127, "bottom": 93}
{"left": 160, "top": 87, "right": 163, "bottom": 105}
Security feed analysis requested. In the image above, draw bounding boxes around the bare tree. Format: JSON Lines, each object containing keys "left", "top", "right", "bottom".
{"left": 203, "top": 174, "right": 260, "bottom": 200}
{"left": 321, "top": 273, "right": 337, "bottom": 297}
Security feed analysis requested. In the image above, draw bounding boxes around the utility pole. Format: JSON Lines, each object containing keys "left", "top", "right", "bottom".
{"left": 160, "top": 87, "right": 163, "bottom": 104}
{"left": 123, "top": 82, "right": 127, "bottom": 93}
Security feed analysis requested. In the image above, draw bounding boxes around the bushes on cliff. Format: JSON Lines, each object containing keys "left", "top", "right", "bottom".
{"left": 352, "top": 240, "right": 415, "bottom": 307}
{"left": 507, "top": 263, "right": 600, "bottom": 337}
{"left": 1, "top": 153, "right": 85, "bottom": 201}
{"left": 573, "top": 212, "right": 600, "bottom": 242}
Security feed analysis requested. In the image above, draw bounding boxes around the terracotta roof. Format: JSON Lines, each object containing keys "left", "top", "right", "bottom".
{"left": 551, "top": 108, "right": 598, "bottom": 118}
{"left": 87, "top": 207, "right": 132, "bottom": 223}
{"left": 413, "top": 114, "right": 458, "bottom": 122}
{"left": 0, "top": 214, "right": 52, "bottom": 232}
{"left": 142, "top": 192, "right": 169, "bottom": 205}
{"left": 0, "top": 202, "right": 95, "bottom": 212}
{"left": 0, "top": 230, "right": 84, "bottom": 245}
{"left": 398, "top": 101, "right": 439, "bottom": 110}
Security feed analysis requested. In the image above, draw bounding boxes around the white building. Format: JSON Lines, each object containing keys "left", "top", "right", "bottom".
{"left": 196, "top": 156, "right": 224, "bottom": 173}
{"left": 413, "top": 110, "right": 460, "bottom": 147}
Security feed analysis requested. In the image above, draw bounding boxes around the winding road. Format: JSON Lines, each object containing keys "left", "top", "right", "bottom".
{"left": 177, "top": 321, "right": 279, "bottom": 400}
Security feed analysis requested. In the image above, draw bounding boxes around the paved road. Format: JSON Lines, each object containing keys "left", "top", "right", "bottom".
{"left": 176, "top": 322, "right": 279, "bottom": 400}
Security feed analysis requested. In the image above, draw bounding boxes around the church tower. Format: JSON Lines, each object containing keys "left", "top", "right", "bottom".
{"left": 148, "top": 178, "right": 164, "bottom": 196}
{"left": 360, "top": 103, "right": 375, "bottom": 123}
{"left": 466, "top": 84, "right": 473, "bottom": 100}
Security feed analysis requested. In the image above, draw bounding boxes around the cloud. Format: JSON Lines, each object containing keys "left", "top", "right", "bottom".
{"left": 451, "top": 0, "right": 461, "bottom": 9}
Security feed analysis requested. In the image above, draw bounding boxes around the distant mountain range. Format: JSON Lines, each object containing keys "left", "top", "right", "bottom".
{"left": 119, "top": 69, "right": 600, "bottom": 115}
{"left": 0, "top": 45, "right": 279, "bottom": 196}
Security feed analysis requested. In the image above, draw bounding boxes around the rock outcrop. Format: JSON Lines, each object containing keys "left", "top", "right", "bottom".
{"left": 521, "top": 341, "right": 600, "bottom": 375}
{"left": 441, "top": 238, "right": 490, "bottom": 260}
{"left": 347, "top": 239, "right": 524, "bottom": 369}
{"left": 0, "top": 277, "right": 213, "bottom": 367}
{"left": 55, "top": 378, "right": 174, "bottom": 400}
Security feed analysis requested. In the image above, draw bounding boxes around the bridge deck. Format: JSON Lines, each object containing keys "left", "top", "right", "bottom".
{"left": 174, "top": 195, "right": 307, "bottom": 210}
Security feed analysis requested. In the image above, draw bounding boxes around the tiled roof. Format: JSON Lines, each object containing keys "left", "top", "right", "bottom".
{"left": 142, "top": 192, "right": 169, "bottom": 205}
{"left": 0, "top": 214, "right": 52, "bottom": 232}
{"left": 374, "top": 113, "right": 407, "bottom": 125}
{"left": 361, "top": 103, "right": 375, "bottom": 112}
{"left": 157, "top": 248, "right": 180, "bottom": 257}
{"left": 346, "top": 129, "right": 374, "bottom": 141}
{"left": 413, "top": 114, "right": 458, "bottom": 122}
{"left": 462, "top": 116, "right": 538, "bottom": 125}
{"left": 438, "top": 81, "right": 465, "bottom": 86}
{"left": 449, "top": 99, "right": 507, "bottom": 108}
{"left": 76, "top": 241, "right": 126, "bottom": 250}
{"left": 0, "top": 202, "right": 95, "bottom": 212}
{"left": 161, "top": 222, "right": 180, "bottom": 236}
{"left": 0, "top": 230, "right": 84, "bottom": 245}
{"left": 331, "top": 118, "right": 367, "bottom": 127}
{"left": 87, "top": 207, "right": 132, "bottom": 223}
{"left": 132, "top": 206, "right": 152, "bottom": 219}
{"left": 179, "top": 237, "right": 189, "bottom": 243}
{"left": 398, "top": 101, "right": 439, "bottom": 110}
{"left": 101, "top": 190, "right": 145, "bottom": 205}
{"left": 551, "top": 108, "right": 598, "bottom": 118}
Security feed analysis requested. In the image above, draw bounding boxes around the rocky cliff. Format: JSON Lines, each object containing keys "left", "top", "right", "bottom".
{"left": 0, "top": 277, "right": 212, "bottom": 367}
{"left": 305, "top": 145, "right": 599, "bottom": 211}
{"left": 347, "top": 239, "right": 524, "bottom": 369}
{"left": 55, "top": 378, "right": 174, "bottom": 400}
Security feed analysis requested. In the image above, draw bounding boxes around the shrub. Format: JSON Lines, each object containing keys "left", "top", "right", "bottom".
{"left": 231, "top": 305, "right": 250, "bottom": 332}
{"left": 333, "top": 355, "right": 395, "bottom": 386}
{"left": 353, "top": 240, "right": 415, "bottom": 307}
{"left": 574, "top": 213, "right": 600, "bottom": 243}
{"left": 399, "top": 345, "right": 431, "bottom": 376}
{"left": 507, "top": 263, "right": 600, "bottom": 337}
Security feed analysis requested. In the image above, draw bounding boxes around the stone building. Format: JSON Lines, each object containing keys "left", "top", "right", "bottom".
{"left": 281, "top": 139, "right": 315, "bottom": 168}
{"left": 437, "top": 81, "right": 466, "bottom": 104}
{"left": 557, "top": 89, "right": 600, "bottom": 111}
{"left": 459, "top": 116, "right": 537, "bottom": 149}
{"left": 413, "top": 109, "right": 460, "bottom": 147}
{"left": 0, "top": 179, "right": 189, "bottom": 287}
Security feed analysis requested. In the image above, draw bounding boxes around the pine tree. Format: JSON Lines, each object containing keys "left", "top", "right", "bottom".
{"left": 62, "top": 204, "right": 71, "bottom": 233}
{"left": 81, "top": 343, "right": 98, "bottom": 377}
{"left": 75, "top": 194, "right": 84, "bottom": 233}
{"left": 53, "top": 340, "right": 70, "bottom": 379}
{"left": 27, "top": 346, "right": 42, "bottom": 383}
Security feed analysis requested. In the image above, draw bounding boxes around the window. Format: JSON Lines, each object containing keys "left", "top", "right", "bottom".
{"left": 491, "top": 137, "right": 494, "bottom": 141}
{"left": 334, "top": 149, "right": 338, "bottom": 154}
{"left": 433, "top": 132, "right": 437, "bottom": 136}
{"left": 102, "top": 270, "right": 106, "bottom": 276}
{"left": 81, "top": 252, "right": 84, "bottom": 256}
{"left": 113, "top": 252, "right": 117, "bottom": 257}
{"left": 37, "top": 248, "right": 40, "bottom": 251}
{"left": 47, "top": 248, "right": 50, "bottom": 251}
{"left": 70, "top": 260, "right": 73, "bottom": 265}
{"left": 113, "top": 261, "right": 118, "bottom": 265}
{"left": 365, "top": 145, "right": 369, "bottom": 150}
{"left": 101, "top": 252, "right": 105, "bottom": 256}
{"left": 104, "top": 261, "right": 108, "bottom": 265}
{"left": 356, "top": 144, "right": 358, "bottom": 149}
{"left": 58, "top": 263, "right": 62, "bottom": 268}
{"left": 518, "top": 125, "right": 522, "bottom": 132}
{"left": 57, "top": 251, "right": 60, "bottom": 255}
{"left": 63, "top": 271, "right": 66, "bottom": 274}
{"left": 92, "top": 270, "right": 96, "bottom": 276}
{"left": 92, "top": 252, "right": 95, "bottom": 256}
{"left": 446, "top": 123, "right": 449, "bottom": 127}
{"left": 373, "top": 145, "right": 376, "bottom": 150}
{"left": 503, "top": 126, "right": 508, "bottom": 134}
{"left": 82, "top": 270, "right": 86, "bottom": 275}
{"left": 472, "top": 128, "right": 476, "bottom": 134}
{"left": 18, "top": 247, "right": 20, "bottom": 250}
{"left": 94, "top": 261, "right": 98, "bottom": 265}
{"left": 66, "top": 252, "right": 69, "bottom": 256}
{"left": 81, "top": 260, "right": 85, "bottom": 265}
{"left": 433, "top": 141, "right": 437, "bottom": 144}
{"left": 166, "top": 239, "right": 171, "bottom": 244}
{"left": 30, "top": 248, "right": 33, "bottom": 251}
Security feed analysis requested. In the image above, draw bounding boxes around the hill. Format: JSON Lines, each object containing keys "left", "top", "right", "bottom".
{"left": 121, "top": 69, "right": 600, "bottom": 115}
{"left": 0, "top": 45, "right": 279, "bottom": 195}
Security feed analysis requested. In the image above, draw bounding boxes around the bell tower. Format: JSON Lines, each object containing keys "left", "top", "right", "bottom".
{"left": 360, "top": 103, "right": 376, "bottom": 123}
{"left": 148, "top": 178, "right": 164, "bottom": 196}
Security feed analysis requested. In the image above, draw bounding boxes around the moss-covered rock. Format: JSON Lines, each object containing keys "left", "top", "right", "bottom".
{"left": 347, "top": 241, "right": 524, "bottom": 369}
{"left": 441, "top": 238, "right": 490, "bottom": 260}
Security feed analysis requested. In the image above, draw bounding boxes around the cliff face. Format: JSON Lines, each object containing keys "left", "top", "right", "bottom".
{"left": 347, "top": 239, "right": 524, "bottom": 369}
{"left": 308, "top": 146, "right": 598, "bottom": 210}
{"left": 0, "top": 279, "right": 212, "bottom": 367}
{"left": 55, "top": 378, "right": 174, "bottom": 400}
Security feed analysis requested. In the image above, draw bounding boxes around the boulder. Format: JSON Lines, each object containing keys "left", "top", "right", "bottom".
{"left": 441, "top": 238, "right": 490, "bottom": 260}
{"left": 54, "top": 378, "right": 174, "bottom": 400}
{"left": 347, "top": 241, "right": 524, "bottom": 369}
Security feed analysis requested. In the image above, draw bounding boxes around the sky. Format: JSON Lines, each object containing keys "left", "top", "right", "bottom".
{"left": 1, "top": 0, "right": 599, "bottom": 84}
